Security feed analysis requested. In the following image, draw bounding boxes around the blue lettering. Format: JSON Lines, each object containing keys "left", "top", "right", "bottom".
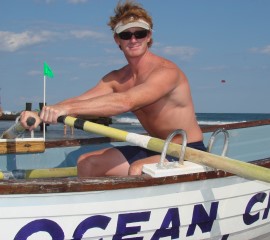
{"left": 151, "top": 208, "right": 180, "bottom": 240}
{"left": 14, "top": 219, "right": 64, "bottom": 240}
{"left": 263, "top": 192, "right": 270, "bottom": 220}
{"left": 12, "top": 201, "right": 237, "bottom": 239}
{"left": 186, "top": 201, "right": 219, "bottom": 236}
{"left": 113, "top": 211, "right": 151, "bottom": 240}
{"left": 73, "top": 215, "right": 111, "bottom": 240}
{"left": 243, "top": 192, "right": 267, "bottom": 225}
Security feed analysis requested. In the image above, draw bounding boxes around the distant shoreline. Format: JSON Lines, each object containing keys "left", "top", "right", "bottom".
{"left": 0, "top": 114, "right": 20, "bottom": 121}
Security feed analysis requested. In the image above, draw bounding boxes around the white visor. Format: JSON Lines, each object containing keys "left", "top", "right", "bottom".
{"left": 114, "top": 19, "right": 151, "bottom": 34}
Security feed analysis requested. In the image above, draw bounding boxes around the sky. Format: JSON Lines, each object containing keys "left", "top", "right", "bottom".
{"left": 0, "top": 0, "right": 269, "bottom": 113}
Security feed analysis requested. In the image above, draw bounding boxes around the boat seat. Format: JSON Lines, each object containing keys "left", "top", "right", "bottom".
{"left": 0, "top": 138, "right": 45, "bottom": 154}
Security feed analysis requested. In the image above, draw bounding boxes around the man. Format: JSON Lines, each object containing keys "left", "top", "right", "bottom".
{"left": 20, "top": 0, "right": 206, "bottom": 177}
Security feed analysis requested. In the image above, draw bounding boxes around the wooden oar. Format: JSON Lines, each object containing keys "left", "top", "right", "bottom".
{"left": 57, "top": 116, "right": 270, "bottom": 183}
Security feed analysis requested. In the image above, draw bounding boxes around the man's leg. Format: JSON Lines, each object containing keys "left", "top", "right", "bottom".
{"left": 77, "top": 147, "right": 130, "bottom": 177}
{"left": 128, "top": 155, "right": 161, "bottom": 176}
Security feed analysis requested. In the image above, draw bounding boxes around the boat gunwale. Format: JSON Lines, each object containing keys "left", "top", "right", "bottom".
{"left": 0, "top": 119, "right": 270, "bottom": 195}
{"left": 0, "top": 158, "right": 269, "bottom": 195}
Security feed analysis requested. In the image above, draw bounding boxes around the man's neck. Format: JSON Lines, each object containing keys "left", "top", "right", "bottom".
{"left": 126, "top": 50, "right": 152, "bottom": 75}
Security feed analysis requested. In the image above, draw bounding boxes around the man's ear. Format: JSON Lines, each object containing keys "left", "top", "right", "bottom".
{"left": 114, "top": 34, "right": 120, "bottom": 45}
{"left": 114, "top": 34, "right": 122, "bottom": 50}
{"left": 147, "top": 31, "right": 152, "bottom": 43}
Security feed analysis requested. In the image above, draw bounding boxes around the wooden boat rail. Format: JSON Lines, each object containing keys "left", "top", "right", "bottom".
{"left": 0, "top": 157, "right": 269, "bottom": 195}
{"left": 201, "top": 118, "right": 270, "bottom": 132}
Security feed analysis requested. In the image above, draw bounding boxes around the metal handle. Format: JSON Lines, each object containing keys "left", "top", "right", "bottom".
{"left": 158, "top": 129, "right": 187, "bottom": 168}
{"left": 207, "top": 128, "right": 229, "bottom": 157}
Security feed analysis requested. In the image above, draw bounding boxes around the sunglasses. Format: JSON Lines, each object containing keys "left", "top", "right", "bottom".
{"left": 118, "top": 30, "right": 149, "bottom": 40}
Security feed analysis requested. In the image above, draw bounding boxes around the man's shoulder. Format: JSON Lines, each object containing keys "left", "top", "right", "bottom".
{"left": 151, "top": 59, "right": 181, "bottom": 78}
{"left": 147, "top": 56, "right": 187, "bottom": 85}
{"left": 149, "top": 53, "right": 180, "bottom": 71}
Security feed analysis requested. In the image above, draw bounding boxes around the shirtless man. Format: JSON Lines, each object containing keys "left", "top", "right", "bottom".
{"left": 20, "top": 1, "right": 206, "bottom": 177}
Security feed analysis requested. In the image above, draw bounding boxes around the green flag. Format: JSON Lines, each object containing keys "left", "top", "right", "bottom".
{"left": 44, "top": 62, "right": 54, "bottom": 78}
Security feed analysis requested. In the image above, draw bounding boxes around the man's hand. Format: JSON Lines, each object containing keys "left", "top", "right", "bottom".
{"left": 39, "top": 105, "right": 68, "bottom": 124}
{"left": 20, "top": 111, "right": 41, "bottom": 131}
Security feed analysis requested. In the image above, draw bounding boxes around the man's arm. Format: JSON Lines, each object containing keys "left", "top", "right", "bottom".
{"left": 22, "top": 66, "right": 180, "bottom": 126}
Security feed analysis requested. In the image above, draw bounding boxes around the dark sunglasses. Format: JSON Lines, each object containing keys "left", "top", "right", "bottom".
{"left": 118, "top": 30, "right": 149, "bottom": 40}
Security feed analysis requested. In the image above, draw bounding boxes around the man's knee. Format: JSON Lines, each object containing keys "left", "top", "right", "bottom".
{"left": 77, "top": 153, "right": 97, "bottom": 177}
{"left": 128, "top": 162, "right": 143, "bottom": 175}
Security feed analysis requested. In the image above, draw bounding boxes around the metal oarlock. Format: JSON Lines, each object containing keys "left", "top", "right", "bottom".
{"left": 158, "top": 129, "right": 187, "bottom": 168}
{"left": 207, "top": 128, "right": 229, "bottom": 157}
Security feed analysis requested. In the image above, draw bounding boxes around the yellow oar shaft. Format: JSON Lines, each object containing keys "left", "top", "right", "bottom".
{"left": 147, "top": 138, "right": 270, "bottom": 182}
{"left": 0, "top": 167, "right": 77, "bottom": 180}
{"left": 25, "top": 167, "right": 77, "bottom": 179}
{"left": 63, "top": 115, "right": 128, "bottom": 141}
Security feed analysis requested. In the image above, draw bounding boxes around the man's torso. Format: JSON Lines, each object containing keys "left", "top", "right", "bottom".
{"left": 106, "top": 53, "right": 203, "bottom": 143}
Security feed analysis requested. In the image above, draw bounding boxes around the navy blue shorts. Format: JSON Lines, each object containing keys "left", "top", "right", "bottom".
{"left": 115, "top": 141, "right": 207, "bottom": 165}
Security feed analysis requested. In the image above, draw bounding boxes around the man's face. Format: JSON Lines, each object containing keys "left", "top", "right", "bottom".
{"left": 115, "top": 27, "right": 151, "bottom": 57}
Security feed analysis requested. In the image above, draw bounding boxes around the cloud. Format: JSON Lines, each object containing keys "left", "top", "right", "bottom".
{"left": 0, "top": 29, "right": 108, "bottom": 52}
{"left": 0, "top": 30, "right": 58, "bottom": 52}
{"left": 70, "top": 30, "right": 106, "bottom": 40}
{"left": 250, "top": 45, "right": 270, "bottom": 55}
{"left": 160, "top": 46, "right": 198, "bottom": 61}
{"left": 34, "top": 0, "right": 55, "bottom": 4}
{"left": 67, "top": 0, "right": 89, "bottom": 4}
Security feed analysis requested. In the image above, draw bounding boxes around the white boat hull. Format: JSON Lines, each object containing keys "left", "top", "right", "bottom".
{"left": 0, "top": 176, "right": 269, "bottom": 239}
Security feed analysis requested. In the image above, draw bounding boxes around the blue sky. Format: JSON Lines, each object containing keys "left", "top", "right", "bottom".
{"left": 0, "top": 0, "right": 269, "bottom": 113}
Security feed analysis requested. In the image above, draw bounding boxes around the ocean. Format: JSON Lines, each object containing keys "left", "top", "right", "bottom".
{"left": 0, "top": 112, "right": 270, "bottom": 140}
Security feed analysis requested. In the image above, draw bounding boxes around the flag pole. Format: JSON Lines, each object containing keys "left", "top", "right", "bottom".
{"left": 43, "top": 62, "right": 54, "bottom": 140}
{"left": 43, "top": 75, "right": 46, "bottom": 140}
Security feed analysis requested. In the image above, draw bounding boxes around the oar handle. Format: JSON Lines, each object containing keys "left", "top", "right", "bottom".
{"left": 26, "top": 117, "right": 36, "bottom": 127}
